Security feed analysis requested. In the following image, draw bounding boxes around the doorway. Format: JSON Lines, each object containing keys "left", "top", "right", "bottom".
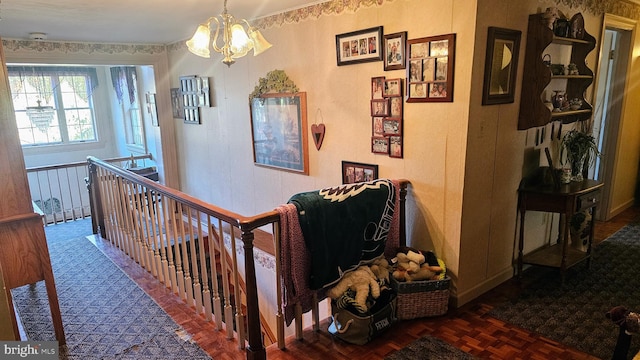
{"left": 590, "top": 14, "right": 636, "bottom": 221}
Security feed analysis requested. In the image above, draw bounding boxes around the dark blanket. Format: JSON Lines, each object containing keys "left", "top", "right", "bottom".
{"left": 288, "top": 179, "right": 396, "bottom": 289}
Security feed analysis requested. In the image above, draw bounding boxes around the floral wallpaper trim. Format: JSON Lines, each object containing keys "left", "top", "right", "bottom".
{"left": 544, "top": 0, "right": 640, "bottom": 19}
{"left": 1, "top": 39, "right": 166, "bottom": 55}
{"left": 254, "top": 0, "right": 394, "bottom": 29}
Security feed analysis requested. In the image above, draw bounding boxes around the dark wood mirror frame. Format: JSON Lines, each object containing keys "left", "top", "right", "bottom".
{"left": 482, "top": 27, "right": 522, "bottom": 105}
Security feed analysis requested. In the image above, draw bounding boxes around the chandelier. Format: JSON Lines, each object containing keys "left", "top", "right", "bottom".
{"left": 186, "top": 0, "right": 272, "bottom": 66}
{"left": 27, "top": 100, "right": 55, "bottom": 132}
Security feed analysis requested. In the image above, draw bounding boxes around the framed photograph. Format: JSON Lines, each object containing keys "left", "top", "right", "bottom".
{"left": 406, "top": 33, "right": 456, "bottom": 103}
{"left": 383, "top": 119, "right": 402, "bottom": 135}
{"left": 371, "top": 76, "right": 385, "bottom": 99}
{"left": 170, "top": 88, "right": 184, "bottom": 119}
{"left": 409, "top": 83, "right": 428, "bottom": 99}
{"left": 384, "top": 31, "right": 407, "bottom": 71}
{"left": 336, "top": 26, "right": 383, "bottom": 66}
{"left": 429, "top": 82, "right": 448, "bottom": 98}
{"left": 482, "top": 27, "right": 521, "bottom": 105}
{"left": 371, "top": 136, "right": 389, "bottom": 154}
{"left": 389, "top": 135, "right": 403, "bottom": 158}
{"left": 250, "top": 92, "right": 309, "bottom": 174}
{"left": 372, "top": 117, "right": 385, "bottom": 137}
{"left": 371, "top": 99, "right": 389, "bottom": 116}
{"left": 384, "top": 78, "right": 403, "bottom": 97}
{"left": 342, "top": 161, "right": 378, "bottom": 184}
{"left": 388, "top": 97, "right": 403, "bottom": 119}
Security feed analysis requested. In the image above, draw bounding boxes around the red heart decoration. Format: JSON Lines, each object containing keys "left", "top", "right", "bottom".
{"left": 311, "top": 123, "right": 325, "bottom": 150}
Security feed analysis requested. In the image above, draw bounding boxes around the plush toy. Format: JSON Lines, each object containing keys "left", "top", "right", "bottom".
{"left": 370, "top": 257, "right": 391, "bottom": 283}
{"left": 327, "top": 266, "right": 380, "bottom": 313}
{"left": 392, "top": 247, "right": 444, "bottom": 282}
{"left": 607, "top": 306, "right": 640, "bottom": 334}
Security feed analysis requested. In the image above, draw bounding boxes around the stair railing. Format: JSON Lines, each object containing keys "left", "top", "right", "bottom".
{"left": 87, "top": 156, "right": 408, "bottom": 360}
{"left": 87, "top": 156, "right": 278, "bottom": 360}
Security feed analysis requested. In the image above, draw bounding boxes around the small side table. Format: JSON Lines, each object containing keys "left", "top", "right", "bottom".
{"left": 517, "top": 179, "right": 603, "bottom": 282}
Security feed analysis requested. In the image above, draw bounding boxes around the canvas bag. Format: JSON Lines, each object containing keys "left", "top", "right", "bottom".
{"left": 327, "top": 294, "right": 396, "bottom": 345}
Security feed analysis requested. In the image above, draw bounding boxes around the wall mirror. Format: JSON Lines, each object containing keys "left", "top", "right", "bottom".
{"left": 482, "top": 27, "right": 521, "bottom": 105}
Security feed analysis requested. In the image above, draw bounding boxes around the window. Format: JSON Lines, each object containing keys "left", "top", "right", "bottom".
{"left": 110, "top": 66, "right": 145, "bottom": 152}
{"left": 8, "top": 66, "right": 99, "bottom": 147}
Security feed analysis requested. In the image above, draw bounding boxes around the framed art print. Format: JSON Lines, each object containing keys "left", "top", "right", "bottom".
{"left": 250, "top": 92, "right": 309, "bottom": 174}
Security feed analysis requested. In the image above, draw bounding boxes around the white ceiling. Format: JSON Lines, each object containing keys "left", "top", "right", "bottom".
{"left": 0, "top": 0, "right": 323, "bottom": 44}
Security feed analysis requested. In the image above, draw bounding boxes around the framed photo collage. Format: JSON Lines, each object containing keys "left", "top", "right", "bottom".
{"left": 337, "top": 26, "right": 456, "bottom": 160}
{"left": 371, "top": 76, "right": 403, "bottom": 158}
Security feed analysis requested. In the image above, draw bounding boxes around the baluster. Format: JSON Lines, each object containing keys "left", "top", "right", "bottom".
{"left": 64, "top": 167, "right": 75, "bottom": 220}
{"left": 54, "top": 169, "right": 66, "bottom": 222}
{"left": 162, "top": 197, "right": 178, "bottom": 293}
{"left": 187, "top": 208, "right": 202, "bottom": 314}
{"left": 179, "top": 205, "right": 194, "bottom": 305}
{"left": 120, "top": 180, "right": 136, "bottom": 260}
{"left": 230, "top": 226, "right": 245, "bottom": 349}
{"left": 273, "top": 222, "right": 285, "bottom": 349}
{"left": 170, "top": 204, "right": 186, "bottom": 299}
{"left": 129, "top": 182, "right": 146, "bottom": 266}
{"left": 155, "top": 194, "right": 172, "bottom": 287}
{"left": 146, "top": 187, "right": 161, "bottom": 279}
{"left": 209, "top": 218, "right": 222, "bottom": 329}
{"left": 218, "top": 219, "right": 234, "bottom": 339}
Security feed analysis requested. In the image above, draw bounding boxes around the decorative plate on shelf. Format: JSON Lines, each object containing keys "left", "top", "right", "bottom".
{"left": 570, "top": 13, "right": 585, "bottom": 39}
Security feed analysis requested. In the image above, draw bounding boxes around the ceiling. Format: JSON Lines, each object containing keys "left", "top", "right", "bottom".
{"left": 0, "top": 0, "right": 323, "bottom": 44}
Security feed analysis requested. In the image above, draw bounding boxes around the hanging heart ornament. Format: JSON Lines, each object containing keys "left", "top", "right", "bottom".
{"left": 311, "top": 108, "right": 325, "bottom": 150}
{"left": 311, "top": 124, "right": 325, "bottom": 150}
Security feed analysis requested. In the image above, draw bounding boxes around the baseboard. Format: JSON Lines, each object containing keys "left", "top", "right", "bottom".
{"left": 608, "top": 199, "right": 635, "bottom": 220}
{"left": 452, "top": 267, "right": 514, "bottom": 307}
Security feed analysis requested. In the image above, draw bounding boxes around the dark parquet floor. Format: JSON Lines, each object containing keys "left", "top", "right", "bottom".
{"left": 83, "top": 206, "right": 640, "bottom": 359}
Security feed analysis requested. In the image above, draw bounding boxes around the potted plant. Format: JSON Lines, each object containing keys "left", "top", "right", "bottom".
{"left": 561, "top": 129, "right": 600, "bottom": 182}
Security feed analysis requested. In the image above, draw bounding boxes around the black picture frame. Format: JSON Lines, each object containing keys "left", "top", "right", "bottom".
{"left": 336, "top": 26, "right": 383, "bottom": 66}
{"left": 342, "top": 161, "right": 378, "bottom": 184}
{"left": 482, "top": 27, "right": 521, "bottom": 105}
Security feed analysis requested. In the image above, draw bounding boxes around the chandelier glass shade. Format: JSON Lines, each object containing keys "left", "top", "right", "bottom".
{"left": 26, "top": 99, "right": 55, "bottom": 132}
{"left": 186, "top": 0, "right": 272, "bottom": 66}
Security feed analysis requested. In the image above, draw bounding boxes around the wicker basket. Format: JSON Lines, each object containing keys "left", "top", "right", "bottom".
{"left": 390, "top": 276, "right": 450, "bottom": 320}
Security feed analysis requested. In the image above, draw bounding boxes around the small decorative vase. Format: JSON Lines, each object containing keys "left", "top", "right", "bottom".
{"left": 570, "top": 154, "right": 586, "bottom": 182}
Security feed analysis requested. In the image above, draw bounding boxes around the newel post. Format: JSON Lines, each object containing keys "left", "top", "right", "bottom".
{"left": 87, "top": 159, "right": 104, "bottom": 236}
{"left": 241, "top": 228, "right": 266, "bottom": 360}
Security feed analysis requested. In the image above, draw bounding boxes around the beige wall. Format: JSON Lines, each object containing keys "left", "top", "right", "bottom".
{"left": 167, "top": 0, "right": 476, "bottom": 301}
{"left": 3, "top": 0, "right": 640, "bottom": 308}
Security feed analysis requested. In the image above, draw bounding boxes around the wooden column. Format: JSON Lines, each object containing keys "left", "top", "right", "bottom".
{"left": 0, "top": 38, "right": 66, "bottom": 345}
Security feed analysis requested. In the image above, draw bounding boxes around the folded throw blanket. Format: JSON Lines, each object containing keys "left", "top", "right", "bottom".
{"left": 288, "top": 179, "right": 397, "bottom": 290}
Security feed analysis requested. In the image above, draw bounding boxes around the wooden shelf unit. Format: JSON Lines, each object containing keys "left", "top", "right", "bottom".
{"left": 518, "top": 13, "right": 596, "bottom": 130}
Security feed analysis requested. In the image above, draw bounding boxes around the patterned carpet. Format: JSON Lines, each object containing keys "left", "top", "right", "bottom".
{"left": 385, "top": 336, "right": 476, "bottom": 359}
{"left": 11, "top": 218, "right": 211, "bottom": 359}
{"left": 489, "top": 223, "right": 640, "bottom": 359}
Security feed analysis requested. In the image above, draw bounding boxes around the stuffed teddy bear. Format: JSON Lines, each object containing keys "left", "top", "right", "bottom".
{"left": 327, "top": 266, "right": 380, "bottom": 313}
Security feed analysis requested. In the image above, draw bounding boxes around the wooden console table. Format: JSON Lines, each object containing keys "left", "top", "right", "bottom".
{"left": 517, "top": 179, "right": 603, "bottom": 282}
